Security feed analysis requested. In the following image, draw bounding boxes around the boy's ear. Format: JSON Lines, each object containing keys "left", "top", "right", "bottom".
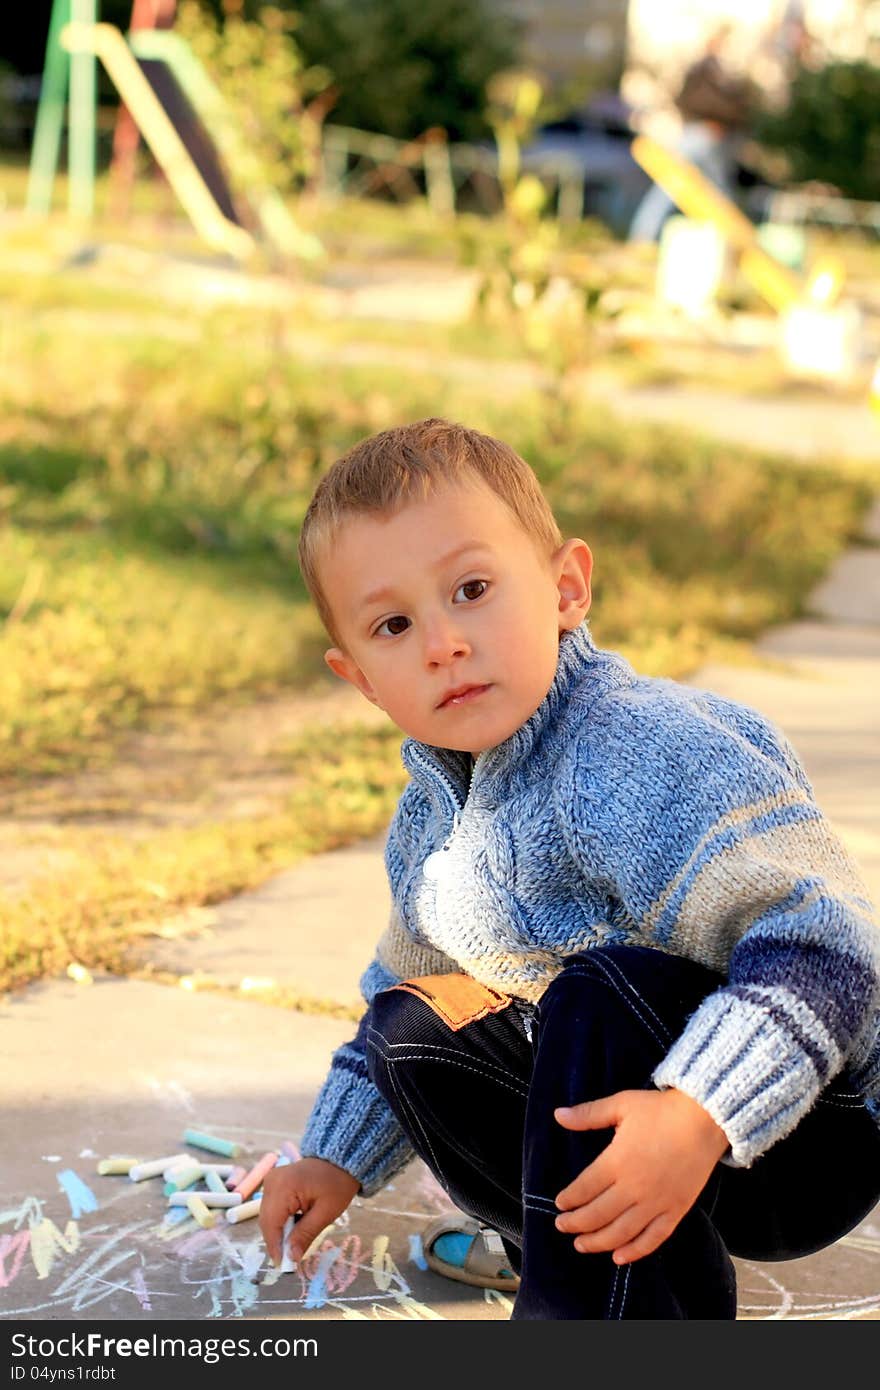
{"left": 324, "top": 647, "right": 383, "bottom": 707}
{"left": 553, "top": 538, "right": 593, "bottom": 631}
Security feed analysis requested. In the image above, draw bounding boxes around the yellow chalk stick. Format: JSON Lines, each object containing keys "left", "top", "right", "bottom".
{"left": 163, "top": 1162, "right": 203, "bottom": 1193}
{"left": 96, "top": 1157, "right": 140, "bottom": 1176}
{"left": 186, "top": 1193, "right": 217, "bottom": 1228}
{"left": 225, "top": 1196, "right": 262, "bottom": 1223}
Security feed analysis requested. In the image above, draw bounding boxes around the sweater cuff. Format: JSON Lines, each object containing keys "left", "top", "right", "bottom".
{"left": 299, "top": 1064, "right": 415, "bottom": 1197}
{"left": 652, "top": 990, "right": 833, "bottom": 1168}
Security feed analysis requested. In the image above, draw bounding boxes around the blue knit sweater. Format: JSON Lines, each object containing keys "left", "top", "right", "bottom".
{"left": 301, "top": 623, "right": 880, "bottom": 1195}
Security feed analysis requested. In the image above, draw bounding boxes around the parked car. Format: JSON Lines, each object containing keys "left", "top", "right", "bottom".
{"left": 520, "top": 92, "right": 771, "bottom": 237}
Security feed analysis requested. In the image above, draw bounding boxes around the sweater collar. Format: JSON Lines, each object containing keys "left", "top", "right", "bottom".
{"left": 401, "top": 622, "right": 601, "bottom": 805}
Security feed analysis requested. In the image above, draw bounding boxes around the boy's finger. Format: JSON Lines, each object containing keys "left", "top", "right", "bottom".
{"left": 287, "top": 1204, "right": 334, "bottom": 1263}
{"left": 554, "top": 1096, "right": 619, "bottom": 1130}
{"left": 259, "top": 1192, "right": 302, "bottom": 1265}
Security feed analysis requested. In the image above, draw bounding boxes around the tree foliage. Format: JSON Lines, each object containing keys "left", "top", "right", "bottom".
{"left": 754, "top": 59, "right": 880, "bottom": 201}
{"left": 281, "top": 0, "right": 521, "bottom": 142}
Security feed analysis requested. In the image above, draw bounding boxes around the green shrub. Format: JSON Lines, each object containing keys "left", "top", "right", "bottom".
{"left": 754, "top": 60, "right": 880, "bottom": 201}
{"left": 269, "top": 0, "right": 521, "bottom": 142}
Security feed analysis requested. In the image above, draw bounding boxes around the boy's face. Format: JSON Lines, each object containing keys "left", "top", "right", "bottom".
{"left": 318, "top": 479, "right": 592, "bottom": 755}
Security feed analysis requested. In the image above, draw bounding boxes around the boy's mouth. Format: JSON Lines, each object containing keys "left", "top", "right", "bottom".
{"left": 437, "top": 683, "right": 491, "bottom": 709}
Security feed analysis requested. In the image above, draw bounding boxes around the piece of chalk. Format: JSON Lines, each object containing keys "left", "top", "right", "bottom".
{"left": 278, "top": 1215, "right": 298, "bottom": 1273}
{"left": 205, "top": 1169, "right": 228, "bottom": 1194}
{"left": 186, "top": 1193, "right": 217, "bottom": 1228}
{"left": 96, "top": 1157, "right": 140, "bottom": 1176}
{"left": 163, "top": 1162, "right": 203, "bottom": 1193}
{"left": 225, "top": 1165, "right": 247, "bottom": 1190}
{"left": 200, "top": 1164, "right": 234, "bottom": 1178}
{"left": 129, "top": 1154, "right": 190, "bottom": 1182}
{"left": 163, "top": 1158, "right": 201, "bottom": 1181}
{"left": 182, "top": 1129, "right": 244, "bottom": 1159}
{"left": 234, "top": 1151, "right": 279, "bottom": 1202}
{"left": 168, "top": 1190, "right": 242, "bottom": 1208}
{"left": 225, "top": 1196, "right": 262, "bottom": 1223}
{"left": 163, "top": 1177, "right": 199, "bottom": 1197}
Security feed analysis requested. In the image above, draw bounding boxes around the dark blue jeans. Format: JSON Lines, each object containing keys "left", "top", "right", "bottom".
{"left": 365, "top": 945, "right": 880, "bottom": 1320}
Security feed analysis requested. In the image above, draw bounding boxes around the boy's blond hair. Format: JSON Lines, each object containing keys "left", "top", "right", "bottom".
{"left": 299, "top": 417, "right": 563, "bottom": 645}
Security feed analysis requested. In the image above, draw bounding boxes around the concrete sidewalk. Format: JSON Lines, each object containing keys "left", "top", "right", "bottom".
{"left": 2, "top": 496, "right": 879, "bottom": 1324}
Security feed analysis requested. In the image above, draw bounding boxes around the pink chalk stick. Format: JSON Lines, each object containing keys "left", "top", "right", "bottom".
{"left": 233, "top": 1150, "right": 279, "bottom": 1201}
{"left": 225, "top": 1165, "right": 247, "bottom": 1191}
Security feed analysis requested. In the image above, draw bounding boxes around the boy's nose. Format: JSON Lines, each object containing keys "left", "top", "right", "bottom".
{"left": 422, "top": 615, "right": 470, "bottom": 667}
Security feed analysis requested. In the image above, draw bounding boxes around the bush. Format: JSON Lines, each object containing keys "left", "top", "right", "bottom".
{"left": 753, "top": 59, "right": 880, "bottom": 201}
{"left": 277, "top": 0, "right": 521, "bottom": 142}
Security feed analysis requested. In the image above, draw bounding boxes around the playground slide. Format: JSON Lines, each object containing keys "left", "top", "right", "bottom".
{"left": 129, "top": 29, "right": 323, "bottom": 261}
{"left": 61, "top": 20, "right": 254, "bottom": 260}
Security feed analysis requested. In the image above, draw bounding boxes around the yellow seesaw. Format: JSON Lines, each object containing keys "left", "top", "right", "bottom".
{"left": 632, "top": 134, "right": 811, "bottom": 313}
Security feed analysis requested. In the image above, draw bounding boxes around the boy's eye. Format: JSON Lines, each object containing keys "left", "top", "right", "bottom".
{"left": 454, "top": 579, "right": 488, "bottom": 603}
{"left": 375, "top": 615, "right": 410, "bottom": 637}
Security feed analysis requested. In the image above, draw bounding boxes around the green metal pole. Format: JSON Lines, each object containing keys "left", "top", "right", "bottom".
{"left": 68, "top": 0, "right": 97, "bottom": 218}
{"left": 26, "top": 0, "right": 72, "bottom": 214}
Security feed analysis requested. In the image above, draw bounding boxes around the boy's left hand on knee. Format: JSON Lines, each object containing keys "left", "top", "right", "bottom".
{"left": 552, "top": 1088, "right": 730, "bottom": 1265}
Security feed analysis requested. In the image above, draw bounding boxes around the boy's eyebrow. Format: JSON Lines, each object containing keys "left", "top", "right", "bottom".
{"left": 356, "top": 541, "right": 494, "bottom": 612}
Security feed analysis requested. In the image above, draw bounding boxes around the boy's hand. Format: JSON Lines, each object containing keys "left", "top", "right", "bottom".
{"left": 259, "top": 1157, "right": 360, "bottom": 1267}
{"left": 553, "top": 1088, "right": 729, "bottom": 1265}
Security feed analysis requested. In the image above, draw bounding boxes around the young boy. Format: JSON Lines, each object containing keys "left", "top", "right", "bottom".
{"left": 260, "top": 417, "right": 880, "bottom": 1319}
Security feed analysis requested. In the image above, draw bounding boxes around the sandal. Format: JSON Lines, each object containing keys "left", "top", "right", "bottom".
{"left": 422, "top": 1214, "right": 520, "bottom": 1291}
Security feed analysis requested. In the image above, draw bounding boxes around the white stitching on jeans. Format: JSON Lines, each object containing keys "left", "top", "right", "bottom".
{"left": 522, "top": 1197, "right": 557, "bottom": 1214}
{"left": 561, "top": 961, "right": 669, "bottom": 1050}
{"left": 368, "top": 1036, "right": 526, "bottom": 1203}
{"left": 607, "top": 1263, "right": 620, "bottom": 1318}
{"left": 368, "top": 1031, "right": 531, "bottom": 1091}
{"left": 522, "top": 1191, "right": 558, "bottom": 1212}
{"left": 385, "top": 1048, "right": 445, "bottom": 1181}
{"left": 589, "top": 953, "right": 673, "bottom": 1043}
{"left": 616, "top": 1263, "right": 632, "bottom": 1319}
{"left": 367, "top": 1027, "right": 531, "bottom": 1099}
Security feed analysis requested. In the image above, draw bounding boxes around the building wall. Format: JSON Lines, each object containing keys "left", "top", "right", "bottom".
{"left": 492, "top": 0, "right": 632, "bottom": 98}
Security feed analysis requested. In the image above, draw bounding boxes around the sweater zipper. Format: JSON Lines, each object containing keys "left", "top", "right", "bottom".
{"left": 412, "top": 748, "right": 481, "bottom": 878}
{"left": 440, "top": 753, "right": 480, "bottom": 850}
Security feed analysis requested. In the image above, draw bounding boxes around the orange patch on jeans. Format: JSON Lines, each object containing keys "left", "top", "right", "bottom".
{"left": 390, "top": 973, "right": 511, "bottom": 1031}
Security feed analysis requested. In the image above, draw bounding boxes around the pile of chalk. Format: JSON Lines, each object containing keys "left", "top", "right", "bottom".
{"left": 95, "top": 1127, "right": 289, "bottom": 1230}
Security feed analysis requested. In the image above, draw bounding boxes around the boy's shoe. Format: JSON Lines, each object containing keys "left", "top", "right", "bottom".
{"left": 422, "top": 1215, "right": 520, "bottom": 1292}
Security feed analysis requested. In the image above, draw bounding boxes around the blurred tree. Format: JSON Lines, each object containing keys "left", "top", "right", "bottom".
{"left": 246, "top": 0, "right": 522, "bottom": 142}
{"left": 753, "top": 59, "right": 880, "bottom": 201}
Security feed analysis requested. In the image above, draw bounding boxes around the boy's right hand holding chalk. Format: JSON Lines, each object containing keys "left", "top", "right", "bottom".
{"left": 259, "top": 1157, "right": 359, "bottom": 1267}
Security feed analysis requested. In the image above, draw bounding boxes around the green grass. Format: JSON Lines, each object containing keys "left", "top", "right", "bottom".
{"left": 0, "top": 722, "right": 407, "bottom": 996}
{"left": 2, "top": 291, "right": 873, "bottom": 776}
{"left": 0, "top": 260, "right": 875, "bottom": 998}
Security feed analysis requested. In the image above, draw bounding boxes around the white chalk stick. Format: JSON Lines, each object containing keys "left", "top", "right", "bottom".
{"left": 163, "top": 1158, "right": 202, "bottom": 1181}
{"left": 200, "top": 1164, "right": 235, "bottom": 1178}
{"left": 168, "top": 1190, "right": 242, "bottom": 1208}
{"left": 129, "top": 1153, "right": 191, "bottom": 1182}
{"left": 225, "top": 1196, "right": 262, "bottom": 1223}
{"left": 278, "top": 1215, "right": 297, "bottom": 1273}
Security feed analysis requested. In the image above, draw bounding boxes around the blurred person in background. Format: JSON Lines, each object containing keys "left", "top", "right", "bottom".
{"left": 628, "top": 23, "right": 753, "bottom": 243}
